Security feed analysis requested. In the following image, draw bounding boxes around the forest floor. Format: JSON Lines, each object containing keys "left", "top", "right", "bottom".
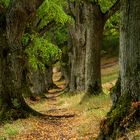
{"left": 0, "top": 57, "right": 140, "bottom": 140}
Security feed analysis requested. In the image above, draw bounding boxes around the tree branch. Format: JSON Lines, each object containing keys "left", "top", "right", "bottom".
{"left": 38, "top": 20, "right": 56, "bottom": 35}
{"left": 67, "top": 0, "right": 76, "bottom": 20}
{"left": 104, "top": 0, "right": 120, "bottom": 21}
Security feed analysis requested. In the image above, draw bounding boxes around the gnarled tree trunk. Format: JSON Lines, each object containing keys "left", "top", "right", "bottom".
{"left": 98, "top": 0, "right": 140, "bottom": 139}
{"left": 68, "top": 1, "right": 88, "bottom": 92}
{"left": 0, "top": 0, "right": 44, "bottom": 121}
{"left": 24, "top": 65, "right": 48, "bottom": 100}
{"left": 68, "top": 0, "right": 120, "bottom": 95}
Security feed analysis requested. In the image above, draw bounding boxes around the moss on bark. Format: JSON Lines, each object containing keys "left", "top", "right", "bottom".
{"left": 98, "top": 92, "right": 140, "bottom": 140}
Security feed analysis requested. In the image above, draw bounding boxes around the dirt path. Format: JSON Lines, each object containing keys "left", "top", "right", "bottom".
{"left": 11, "top": 90, "right": 83, "bottom": 140}
{"left": 9, "top": 59, "right": 118, "bottom": 140}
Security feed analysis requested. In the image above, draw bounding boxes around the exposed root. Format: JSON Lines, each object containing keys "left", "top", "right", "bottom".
{"left": 0, "top": 95, "right": 46, "bottom": 123}
{"left": 97, "top": 93, "right": 140, "bottom": 140}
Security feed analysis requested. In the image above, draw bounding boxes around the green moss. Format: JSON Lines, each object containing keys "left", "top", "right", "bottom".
{"left": 101, "top": 92, "right": 133, "bottom": 139}
{"left": 108, "top": 93, "right": 132, "bottom": 125}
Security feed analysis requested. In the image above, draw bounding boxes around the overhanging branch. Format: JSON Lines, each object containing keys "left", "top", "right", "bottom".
{"left": 104, "top": 0, "right": 120, "bottom": 21}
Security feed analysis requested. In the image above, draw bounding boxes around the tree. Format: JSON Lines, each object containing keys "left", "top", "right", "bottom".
{"left": 20, "top": 0, "right": 70, "bottom": 98}
{"left": 0, "top": 0, "right": 44, "bottom": 121}
{"left": 98, "top": 0, "right": 140, "bottom": 139}
{"left": 67, "top": 0, "right": 120, "bottom": 94}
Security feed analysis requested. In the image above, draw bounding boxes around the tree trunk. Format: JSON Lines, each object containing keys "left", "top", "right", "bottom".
{"left": 68, "top": 1, "right": 87, "bottom": 92}
{"left": 98, "top": 0, "right": 140, "bottom": 139}
{"left": 61, "top": 45, "right": 71, "bottom": 91}
{"left": 68, "top": 1, "right": 104, "bottom": 94}
{"left": 110, "top": 76, "right": 121, "bottom": 107}
{"left": 0, "top": 0, "right": 44, "bottom": 121}
{"left": 85, "top": 2, "right": 104, "bottom": 95}
{"left": 24, "top": 64, "right": 48, "bottom": 100}
{"left": 46, "top": 65, "right": 58, "bottom": 89}
{"left": 68, "top": 0, "right": 120, "bottom": 95}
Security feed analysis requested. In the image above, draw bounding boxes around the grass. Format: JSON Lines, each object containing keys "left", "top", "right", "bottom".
{"left": 58, "top": 92, "right": 111, "bottom": 139}
{"left": 101, "top": 63, "right": 119, "bottom": 84}
{"left": 0, "top": 119, "right": 34, "bottom": 139}
{"left": 56, "top": 62, "right": 119, "bottom": 138}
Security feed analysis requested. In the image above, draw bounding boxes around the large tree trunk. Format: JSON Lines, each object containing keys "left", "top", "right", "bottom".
{"left": 85, "top": 2, "right": 104, "bottom": 95}
{"left": 68, "top": 0, "right": 119, "bottom": 95}
{"left": 68, "top": 1, "right": 87, "bottom": 92}
{"left": 68, "top": 1, "right": 104, "bottom": 94}
{"left": 24, "top": 65, "right": 48, "bottom": 100}
{"left": 0, "top": 0, "right": 44, "bottom": 121}
{"left": 98, "top": 0, "right": 140, "bottom": 139}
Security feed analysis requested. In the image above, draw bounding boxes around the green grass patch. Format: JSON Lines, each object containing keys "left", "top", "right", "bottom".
{"left": 102, "top": 72, "right": 118, "bottom": 84}
{"left": 0, "top": 119, "right": 33, "bottom": 139}
{"left": 101, "top": 64, "right": 119, "bottom": 84}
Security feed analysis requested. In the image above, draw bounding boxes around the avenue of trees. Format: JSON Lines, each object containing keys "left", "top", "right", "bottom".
{"left": 0, "top": 0, "right": 140, "bottom": 139}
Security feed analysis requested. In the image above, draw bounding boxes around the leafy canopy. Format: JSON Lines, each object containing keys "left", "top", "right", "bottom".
{"left": 0, "top": 0, "right": 10, "bottom": 7}
{"left": 22, "top": 0, "right": 70, "bottom": 70}
{"left": 24, "top": 34, "right": 62, "bottom": 70}
{"left": 37, "top": 0, "right": 71, "bottom": 29}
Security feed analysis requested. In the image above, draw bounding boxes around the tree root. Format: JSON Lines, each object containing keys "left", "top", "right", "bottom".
{"left": 97, "top": 94, "right": 140, "bottom": 140}
{"left": 0, "top": 95, "right": 46, "bottom": 123}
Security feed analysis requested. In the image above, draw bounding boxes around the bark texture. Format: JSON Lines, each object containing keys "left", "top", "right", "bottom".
{"left": 25, "top": 65, "right": 48, "bottom": 99}
{"left": 110, "top": 76, "right": 121, "bottom": 107}
{"left": 61, "top": 45, "right": 71, "bottom": 91}
{"left": 98, "top": 0, "right": 140, "bottom": 139}
{"left": 68, "top": 0, "right": 120, "bottom": 94}
{"left": 0, "top": 0, "right": 44, "bottom": 121}
{"left": 85, "top": 2, "right": 104, "bottom": 95}
{"left": 68, "top": 1, "right": 87, "bottom": 92}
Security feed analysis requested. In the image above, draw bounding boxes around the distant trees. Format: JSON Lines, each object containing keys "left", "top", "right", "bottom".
{"left": 98, "top": 0, "right": 140, "bottom": 139}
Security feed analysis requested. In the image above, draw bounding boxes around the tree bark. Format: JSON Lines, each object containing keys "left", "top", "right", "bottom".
{"left": 68, "top": 0, "right": 120, "bottom": 95}
{"left": 85, "top": 2, "right": 104, "bottom": 95}
{"left": 110, "top": 76, "right": 121, "bottom": 107}
{"left": 68, "top": 1, "right": 87, "bottom": 92}
{"left": 98, "top": 0, "right": 140, "bottom": 139}
{"left": 0, "top": 0, "right": 44, "bottom": 121}
{"left": 61, "top": 45, "right": 71, "bottom": 92}
{"left": 24, "top": 64, "right": 48, "bottom": 100}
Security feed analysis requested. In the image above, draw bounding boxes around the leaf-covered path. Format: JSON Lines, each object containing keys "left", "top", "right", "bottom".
{"left": 11, "top": 90, "right": 84, "bottom": 140}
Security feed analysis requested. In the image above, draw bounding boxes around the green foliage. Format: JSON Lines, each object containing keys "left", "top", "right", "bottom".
{"left": 99, "top": 0, "right": 117, "bottom": 13}
{"left": 25, "top": 34, "right": 62, "bottom": 70}
{"left": 37, "top": 0, "right": 71, "bottom": 29}
{"left": 104, "top": 13, "right": 120, "bottom": 37}
{"left": 0, "top": 0, "right": 10, "bottom": 7}
{"left": 23, "top": 0, "right": 70, "bottom": 71}
{"left": 4, "top": 123, "right": 18, "bottom": 137}
{"left": 98, "top": 0, "right": 120, "bottom": 38}
{"left": 55, "top": 26, "right": 68, "bottom": 46}
{"left": 102, "top": 36, "right": 119, "bottom": 57}
{"left": 21, "top": 33, "right": 30, "bottom": 46}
